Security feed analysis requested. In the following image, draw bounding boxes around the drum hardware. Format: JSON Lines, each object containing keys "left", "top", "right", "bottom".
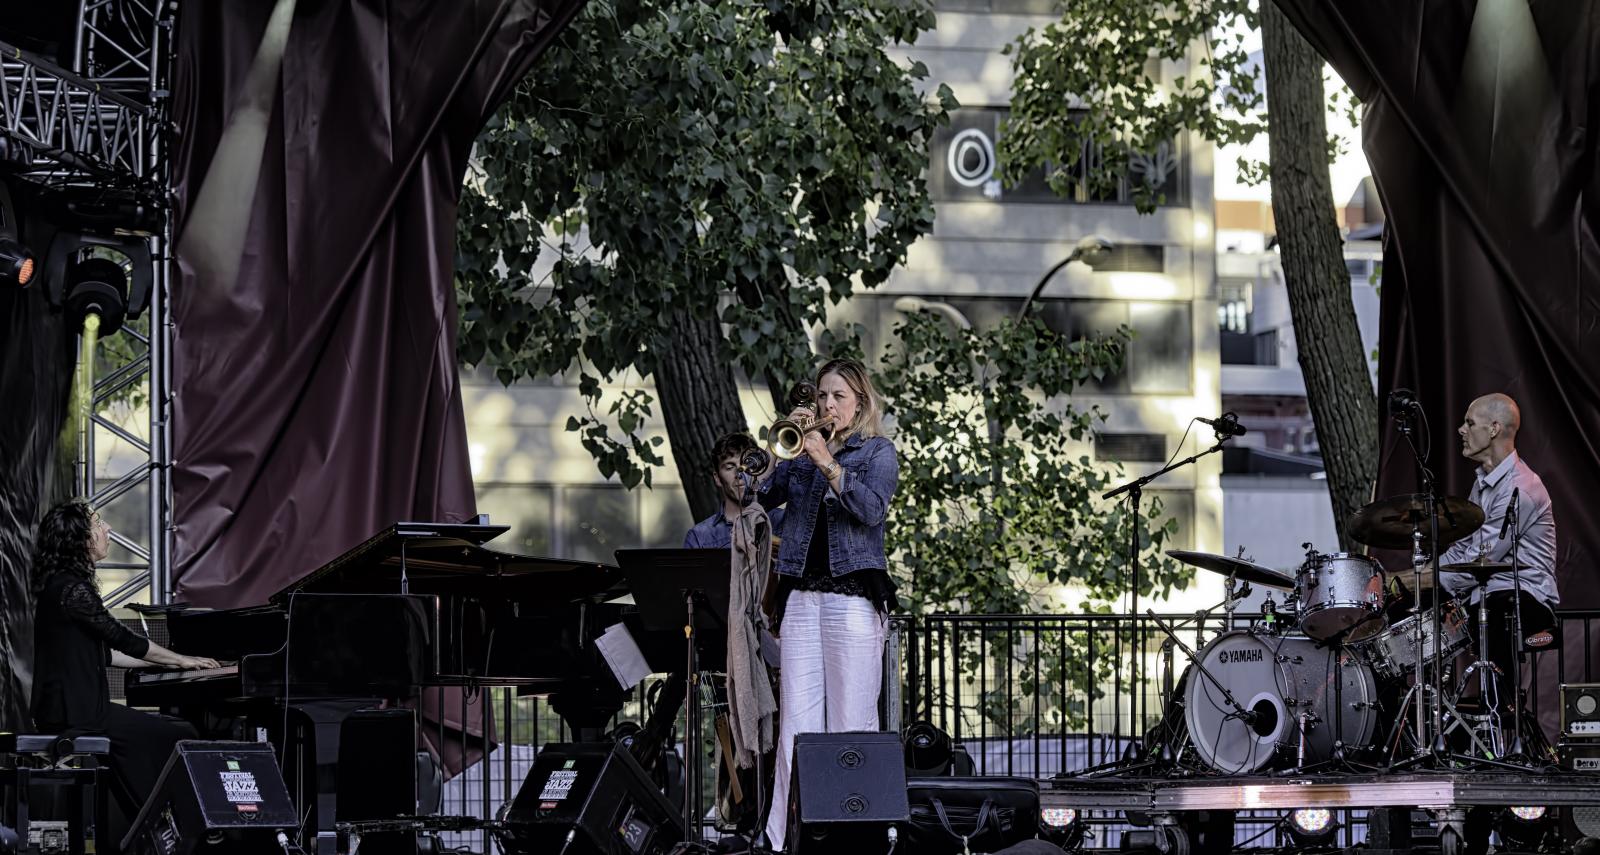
{"left": 1173, "top": 621, "right": 1379, "bottom": 774}
{"left": 1295, "top": 546, "right": 1387, "bottom": 643}
{"left": 1456, "top": 566, "right": 1509, "bottom": 758}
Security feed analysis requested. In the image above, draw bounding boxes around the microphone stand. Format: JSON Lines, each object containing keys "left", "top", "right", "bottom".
{"left": 1104, "top": 428, "right": 1236, "bottom": 747}
{"left": 1393, "top": 403, "right": 1447, "bottom": 762}
{"left": 1503, "top": 489, "right": 1525, "bottom": 755}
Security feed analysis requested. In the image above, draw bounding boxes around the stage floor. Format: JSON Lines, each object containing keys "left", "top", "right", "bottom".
{"left": 1043, "top": 770, "right": 1600, "bottom": 811}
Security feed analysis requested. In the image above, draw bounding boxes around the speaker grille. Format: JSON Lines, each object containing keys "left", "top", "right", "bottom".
{"left": 1571, "top": 806, "right": 1600, "bottom": 837}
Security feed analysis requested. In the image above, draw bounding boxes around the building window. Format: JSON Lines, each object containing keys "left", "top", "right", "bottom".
{"left": 928, "top": 108, "right": 1187, "bottom": 206}
{"left": 1094, "top": 432, "right": 1166, "bottom": 463}
{"left": 910, "top": 296, "right": 1193, "bottom": 395}
{"left": 474, "top": 484, "right": 555, "bottom": 555}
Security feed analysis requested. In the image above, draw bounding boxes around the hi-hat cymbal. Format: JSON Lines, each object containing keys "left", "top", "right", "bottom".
{"left": 1346, "top": 493, "right": 1485, "bottom": 551}
{"left": 1165, "top": 550, "right": 1295, "bottom": 590}
{"left": 1442, "top": 558, "right": 1515, "bottom": 584}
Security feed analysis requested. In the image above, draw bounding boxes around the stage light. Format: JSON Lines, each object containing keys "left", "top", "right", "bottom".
{"left": 0, "top": 238, "right": 35, "bottom": 288}
{"left": 903, "top": 720, "right": 954, "bottom": 776}
{"left": 43, "top": 231, "right": 153, "bottom": 329}
{"left": 1288, "top": 808, "right": 1333, "bottom": 836}
{"left": 1042, "top": 807, "right": 1078, "bottom": 828}
{"left": 1499, "top": 804, "right": 1556, "bottom": 850}
{"left": 61, "top": 256, "right": 130, "bottom": 335}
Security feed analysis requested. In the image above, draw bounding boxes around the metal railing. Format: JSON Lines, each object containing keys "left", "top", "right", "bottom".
{"left": 119, "top": 607, "right": 1600, "bottom": 851}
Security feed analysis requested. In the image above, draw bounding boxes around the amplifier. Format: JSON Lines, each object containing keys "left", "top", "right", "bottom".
{"left": 1563, "top": 684, "right": 1600, "bottom": 738}
{"left": 1563, "top": 738, "right": 1600, "bottom": 773}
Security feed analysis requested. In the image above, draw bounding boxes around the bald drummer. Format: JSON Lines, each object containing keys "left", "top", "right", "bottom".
{"left": 1436, "top": 393, "right": 1558, "bottom": 609}
{"left": 1432, "top": 393, "right": 1559, "bottom": 717}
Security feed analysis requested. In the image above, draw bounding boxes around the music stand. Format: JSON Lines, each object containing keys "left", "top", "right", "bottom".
{"left": 614, "top": 547, "right": 733, "bottom": 844}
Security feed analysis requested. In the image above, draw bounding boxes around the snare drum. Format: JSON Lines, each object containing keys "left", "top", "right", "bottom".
{"left": 1364, "top": 602, "right": 1471, "bottom": 681}
{"left": 1296, "top": 553, "right": 1385, "bottom": 643}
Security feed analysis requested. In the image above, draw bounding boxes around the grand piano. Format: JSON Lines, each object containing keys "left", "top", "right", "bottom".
{"left": 125, "top": 522, "right": 657, "bottom": 855}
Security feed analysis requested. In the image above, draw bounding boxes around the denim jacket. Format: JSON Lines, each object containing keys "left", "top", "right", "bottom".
{"left": 759, "top": 433, "right": 899, "bottom": 576}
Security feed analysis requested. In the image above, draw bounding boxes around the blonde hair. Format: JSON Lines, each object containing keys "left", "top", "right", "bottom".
{"left": 817, "top": 358, "right": 883, "bottom": 440}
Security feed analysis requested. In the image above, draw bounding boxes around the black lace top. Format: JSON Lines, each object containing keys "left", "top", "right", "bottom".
{"left": 58, "top": 579, "right": 151, "bottom": 661}
{"left": 775, "top": 505, "right": 898, "bottom": 628}
{"left": 32, "top": 572, "right": 151, "bottom": 730}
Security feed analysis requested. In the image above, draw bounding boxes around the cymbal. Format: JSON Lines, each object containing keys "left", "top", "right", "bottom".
{"left": 1346, "top": 493, "right": 1485, "bottom": 551}
{"left": 1442, "top": 558, "right": 1515, "bottom": 584}
{"left": 1165, "top": 550, "right": 1295, "bottom": 590}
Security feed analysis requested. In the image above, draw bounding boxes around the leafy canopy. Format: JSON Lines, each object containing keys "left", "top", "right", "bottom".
{"left": 455, "top": 0, "right": 955, "bottom": 486}
{"left": 1001, "top": 0, "right": 1263, "bottom": 211}
{"left": 881, "top": 312, "right": 1188, "bottom": 615}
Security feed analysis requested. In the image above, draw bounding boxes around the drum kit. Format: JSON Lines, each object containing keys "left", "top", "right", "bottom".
{"left": 1150, "top": 491, "right": 1551, "bottom": 776}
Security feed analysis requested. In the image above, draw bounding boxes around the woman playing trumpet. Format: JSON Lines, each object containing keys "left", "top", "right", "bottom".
{"left": 759, "top": 357, "right": 900, "bottom": 851}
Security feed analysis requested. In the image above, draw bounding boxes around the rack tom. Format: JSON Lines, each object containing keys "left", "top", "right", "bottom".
{"left": 1296, "top": 553, "right": 1385, "bottom": 643}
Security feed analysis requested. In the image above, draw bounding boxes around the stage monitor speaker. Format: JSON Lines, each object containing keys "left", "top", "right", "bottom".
{"left": 502, "top": 742, "right": 683, "bottom": 855}
{"left": 1564, "top": 684, "right": 1600, "bottom": 739}
{"left": 122, "top": 741, "right": 297, "bottom": 855}
{"left": 789, "top": 731, "right": 908, "bottom": 855}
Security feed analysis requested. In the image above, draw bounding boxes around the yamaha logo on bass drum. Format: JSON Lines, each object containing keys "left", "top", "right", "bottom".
{"left": 1222, "top": 648, "right": 1264, "bottom": 664}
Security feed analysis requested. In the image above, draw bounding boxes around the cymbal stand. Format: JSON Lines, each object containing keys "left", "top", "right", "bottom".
{"left": 1394, "top": 402, "right": 1449, "bottom": 761}
{"left": 1453, "top": 577, "right": 1505, "bottom": 758}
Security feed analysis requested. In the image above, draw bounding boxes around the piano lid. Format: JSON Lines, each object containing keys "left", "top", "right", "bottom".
{"left": 269, "top": 521, "right": 622, "bottom": 605}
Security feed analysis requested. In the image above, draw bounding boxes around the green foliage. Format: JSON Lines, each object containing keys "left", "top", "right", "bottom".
{"left": 1001, "top": 2, "right": 1361, "bottom": 210}
{"left": 1001, "top": 1, "right": 1263, "bottom": 212}
{"left": 880, "top": 312, "right": 1189, "bottom": 616}
{"left": 455, "top": 0, "right": 954, "bottom": 487}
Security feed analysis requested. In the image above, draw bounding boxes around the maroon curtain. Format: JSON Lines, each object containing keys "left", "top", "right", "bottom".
{"left": 1274, "top": 0, "right": 1600, "bottom": 600}
{"left": 169, "top": 0, "right": 584, "bottom": 607}
{"left": 1275, "top": 0, "right": 1600, "bottom": 742}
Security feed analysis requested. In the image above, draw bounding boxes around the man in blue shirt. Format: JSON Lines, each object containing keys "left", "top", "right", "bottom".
{"left": 684, "top": 432, "right": 783, "bottom": 548}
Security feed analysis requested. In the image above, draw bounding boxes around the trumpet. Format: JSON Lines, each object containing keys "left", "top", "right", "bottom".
{"left": 769, "top": 381, "right": 834, "bottom": 460}
{"left": 770, "top": 413, "right": 835, "bottom": 460}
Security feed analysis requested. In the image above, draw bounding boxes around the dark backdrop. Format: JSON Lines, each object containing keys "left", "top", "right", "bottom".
{"left": 1276, "top": 0, "right": 1600, "bottom": 739}
{"left": 167, "top": 0, "right": 588, "bottom": 770}
{"left": 169, "top": 0, "right": 584, "bottom": 607}
{"left": 1275, "top": 0, "right": 1600, "bottom": 604}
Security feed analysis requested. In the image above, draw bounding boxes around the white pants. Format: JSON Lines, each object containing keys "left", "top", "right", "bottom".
{"left": 765, "top": 591, "right": 886, "bottom": 851}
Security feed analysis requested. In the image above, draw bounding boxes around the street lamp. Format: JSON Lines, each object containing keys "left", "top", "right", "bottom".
{"left": 892, "top": 295, "right": 972, "bottom": 330}
{"left": 1016, "top": 234, "right": 1114, "bottom": 320}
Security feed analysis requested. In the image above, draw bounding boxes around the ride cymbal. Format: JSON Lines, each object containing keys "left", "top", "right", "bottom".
{"left": 1346, "top": 493, "right": 1484, "bottom": 550}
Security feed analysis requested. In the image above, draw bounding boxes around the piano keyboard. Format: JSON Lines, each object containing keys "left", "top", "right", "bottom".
{"left": 130, "top": 663, "right": 239, "bottom": 683}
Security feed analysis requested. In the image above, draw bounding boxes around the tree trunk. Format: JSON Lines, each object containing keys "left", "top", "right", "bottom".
{"left": 1261, "top": 1, "right": 1379, "bottom": 552}
{"left": 0, "top": 282, "right": 76, "bottom": 730}
{"left": 654, "top": 309, "right": 751, "bottom": 521}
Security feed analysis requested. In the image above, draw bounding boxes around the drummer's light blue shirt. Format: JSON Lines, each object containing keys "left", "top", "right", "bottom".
{"left": 1438, "top": 451, "right": 1559, "bottom": 607}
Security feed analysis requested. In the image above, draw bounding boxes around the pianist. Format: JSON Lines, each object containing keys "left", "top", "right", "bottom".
{"left": 30, "top": 501, "right": 220, "bottom": 816}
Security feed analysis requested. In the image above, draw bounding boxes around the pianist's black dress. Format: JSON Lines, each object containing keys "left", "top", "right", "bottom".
{"left": 32, "top": 572, "right": 196, "bottom": 809}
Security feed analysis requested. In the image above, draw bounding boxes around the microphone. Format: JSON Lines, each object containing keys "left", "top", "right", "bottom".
{"left": 1388, "top": 388, "right": 1420, "bottom": 420}
{"left": 1499, "top": 487, "right": 1519, "bottom": 540}
{"left": 1198, "top": 414, "right": 1247, "bottom": 438}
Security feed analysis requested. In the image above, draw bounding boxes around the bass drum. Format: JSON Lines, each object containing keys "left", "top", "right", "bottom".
{"left": 1183, "top": 630, "right": 1378, "bottom": 773}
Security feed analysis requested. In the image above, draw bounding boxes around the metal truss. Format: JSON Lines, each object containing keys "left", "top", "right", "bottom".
{"left": 0, "top": 0, "right": 182, "bottom": 605}
{"left": 0, "top": 0, "right": 170, "bottom": 189}
{"left": 0, "top": 43, "right": 158, "bottom": 188}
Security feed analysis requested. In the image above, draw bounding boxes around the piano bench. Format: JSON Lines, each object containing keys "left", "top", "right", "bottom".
{"left": 0, "top": 739, "right": 109, "bottom": 855}
{"left": 0, "top": 735, "right": 111, "bottom": 766}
